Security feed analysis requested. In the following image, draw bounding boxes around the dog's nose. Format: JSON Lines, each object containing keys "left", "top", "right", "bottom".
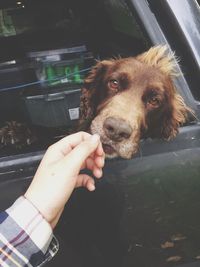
{"left": 103, "top": 117, "right": 133, "bottom": 142}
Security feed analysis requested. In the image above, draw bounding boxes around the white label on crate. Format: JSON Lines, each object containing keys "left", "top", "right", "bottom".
{"left": 68, "top": 108, "right": 79, "bottom": 120}
{"left": 45, "top": 55, "right": 61, "bottom": 61}
{"left": 61, "top": 78, "right": 69, "bottom": 83}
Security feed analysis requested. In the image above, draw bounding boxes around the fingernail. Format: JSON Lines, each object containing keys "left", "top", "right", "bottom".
{"left": 89, "top": 184, "right": 95, "bottom": 191}
{"left": 102, "top": 158, "right": 105, "bottom": 167}
{"left": 90, "top": 134, "right": 100, "bottom": 143}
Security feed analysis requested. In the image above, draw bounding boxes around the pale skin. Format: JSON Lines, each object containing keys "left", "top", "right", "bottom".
{"left": 25, "top": 132, "right": 105, "bottom": 229}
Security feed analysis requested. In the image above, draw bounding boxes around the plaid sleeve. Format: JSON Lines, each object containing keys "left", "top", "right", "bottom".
{"left": 0, "top": 196, "right": 59, "bottom": 267}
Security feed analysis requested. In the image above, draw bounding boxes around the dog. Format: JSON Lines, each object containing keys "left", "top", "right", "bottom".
{"left": 79, "top": 46, "right": 194, "bottom": 159}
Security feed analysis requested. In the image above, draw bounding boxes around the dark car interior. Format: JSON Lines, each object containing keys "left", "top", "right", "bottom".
{"left": 0, "top": 0, "right": 149, "bottom": 158}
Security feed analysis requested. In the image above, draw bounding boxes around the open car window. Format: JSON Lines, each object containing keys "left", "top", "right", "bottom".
{"left": 0, "top": 0, "right": 150, "bottom": 158}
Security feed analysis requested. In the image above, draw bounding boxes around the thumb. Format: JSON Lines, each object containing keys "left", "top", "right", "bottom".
{"left": 63, "top": 134, "right": 100, "bottom": 172}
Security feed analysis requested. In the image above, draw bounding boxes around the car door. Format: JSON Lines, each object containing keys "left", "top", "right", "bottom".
{"left": 53, "top": 1, "right": 200, "bottom": 267}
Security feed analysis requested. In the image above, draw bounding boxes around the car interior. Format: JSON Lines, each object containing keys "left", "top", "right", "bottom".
{"left": 0, "top": 0, "right": 149, "bottom": 158}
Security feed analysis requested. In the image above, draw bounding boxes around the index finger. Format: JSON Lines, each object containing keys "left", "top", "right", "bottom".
{"left": 96, "top": 142, "right": 104, "bottom": 157}
{"left": 47, "top": 132, "right": 92, "bottom": 160}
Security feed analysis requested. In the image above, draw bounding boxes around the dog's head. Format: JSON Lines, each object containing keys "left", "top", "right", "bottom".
{"left": 80, "top": 46, "right": 193, "bottom": 159}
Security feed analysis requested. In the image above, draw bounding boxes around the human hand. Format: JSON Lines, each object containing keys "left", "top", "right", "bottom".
{"left": 24, "top": 132, "right": 105, "bottom": 228}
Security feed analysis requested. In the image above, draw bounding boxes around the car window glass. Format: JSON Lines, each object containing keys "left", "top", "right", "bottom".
{"left": 149, "top": 0, "right": 200, "bottom": 102}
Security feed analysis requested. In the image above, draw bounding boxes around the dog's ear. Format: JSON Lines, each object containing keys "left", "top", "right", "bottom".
{"left": 139, "top": 46, "right": 195, "bottom": 140}
{"left": 145, "top": 86, "right": 193, "bottom": 140}
{"left": 161, "top": 91, "right": 192, "bottom": 140}
{"left": 79, "top": 60, "right": 113, "bottom": 129}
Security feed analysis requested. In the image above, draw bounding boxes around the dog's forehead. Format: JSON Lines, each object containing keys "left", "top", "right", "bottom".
{"left": 109, "top": 57, "right": 141, "bottom": 72}
{"left": 108, "top": 58, "right": 165, "bottom": 84}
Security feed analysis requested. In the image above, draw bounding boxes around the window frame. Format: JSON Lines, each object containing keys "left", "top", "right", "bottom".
{"left": 126, "top": 0, "right": 200, "bottom": 119}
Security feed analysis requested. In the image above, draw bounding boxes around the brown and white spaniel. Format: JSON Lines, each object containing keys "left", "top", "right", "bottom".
{"left": 79, "top": 46, "right": 194, "bottom": 159}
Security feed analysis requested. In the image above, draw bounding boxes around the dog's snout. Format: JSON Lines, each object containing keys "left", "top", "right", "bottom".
{"left": 103, "top": 117, "right": 133, "bottom": 141}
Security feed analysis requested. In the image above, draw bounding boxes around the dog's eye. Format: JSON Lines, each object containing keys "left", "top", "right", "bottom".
{"left": 148, "top": 97, "right": 160, "bottom": 107}
{"left": 108, "top": 79, "right": 119, "bottom": 90}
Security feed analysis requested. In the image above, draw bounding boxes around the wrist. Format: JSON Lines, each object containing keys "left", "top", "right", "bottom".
{"left": 24, "top": 191, "right": 57, "bottom": 228}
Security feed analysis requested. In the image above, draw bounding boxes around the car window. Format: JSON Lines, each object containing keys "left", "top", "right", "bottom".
{"left": 0, "top": 0, "right": 150, "bottom": 158}
{"left": 0, "top": 0, "right": 149, "bottom": 61}
{"left": 148, "top": 0, "right": 200, "bottom": 102}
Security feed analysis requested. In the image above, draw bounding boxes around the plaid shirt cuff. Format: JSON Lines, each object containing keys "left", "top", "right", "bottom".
{"left": 0, "top": 196, "right": 59, "bottom": 267}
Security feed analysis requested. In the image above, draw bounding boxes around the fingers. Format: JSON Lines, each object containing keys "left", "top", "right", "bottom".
{"left": 75, "top": 174, "right": 96, "bottom": 191}
{"left": 85, "top": 156, "right": 104, "bottom": 178}
{"left": 63, "top": 134, "right": 102, "bottom": 172}
{"left": 95, "top": 141, "right": 104, "bottom": 157}
{"left": 57, "top": 131, "right": 104, "bottom": 157}
{"left": 42, "top": 132, "right": 97, "bottom": 165}
{"left": 85, "top": 155, "right": 104, "bottom": 170}
{"left": 93, "top": 168, "right": 103, "bottom": 178}
{"left": 47, "top": 132, "right": 92, "bottom": 158}
{"left": 94, "top": 155, "right": 105, "bottom": 168}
